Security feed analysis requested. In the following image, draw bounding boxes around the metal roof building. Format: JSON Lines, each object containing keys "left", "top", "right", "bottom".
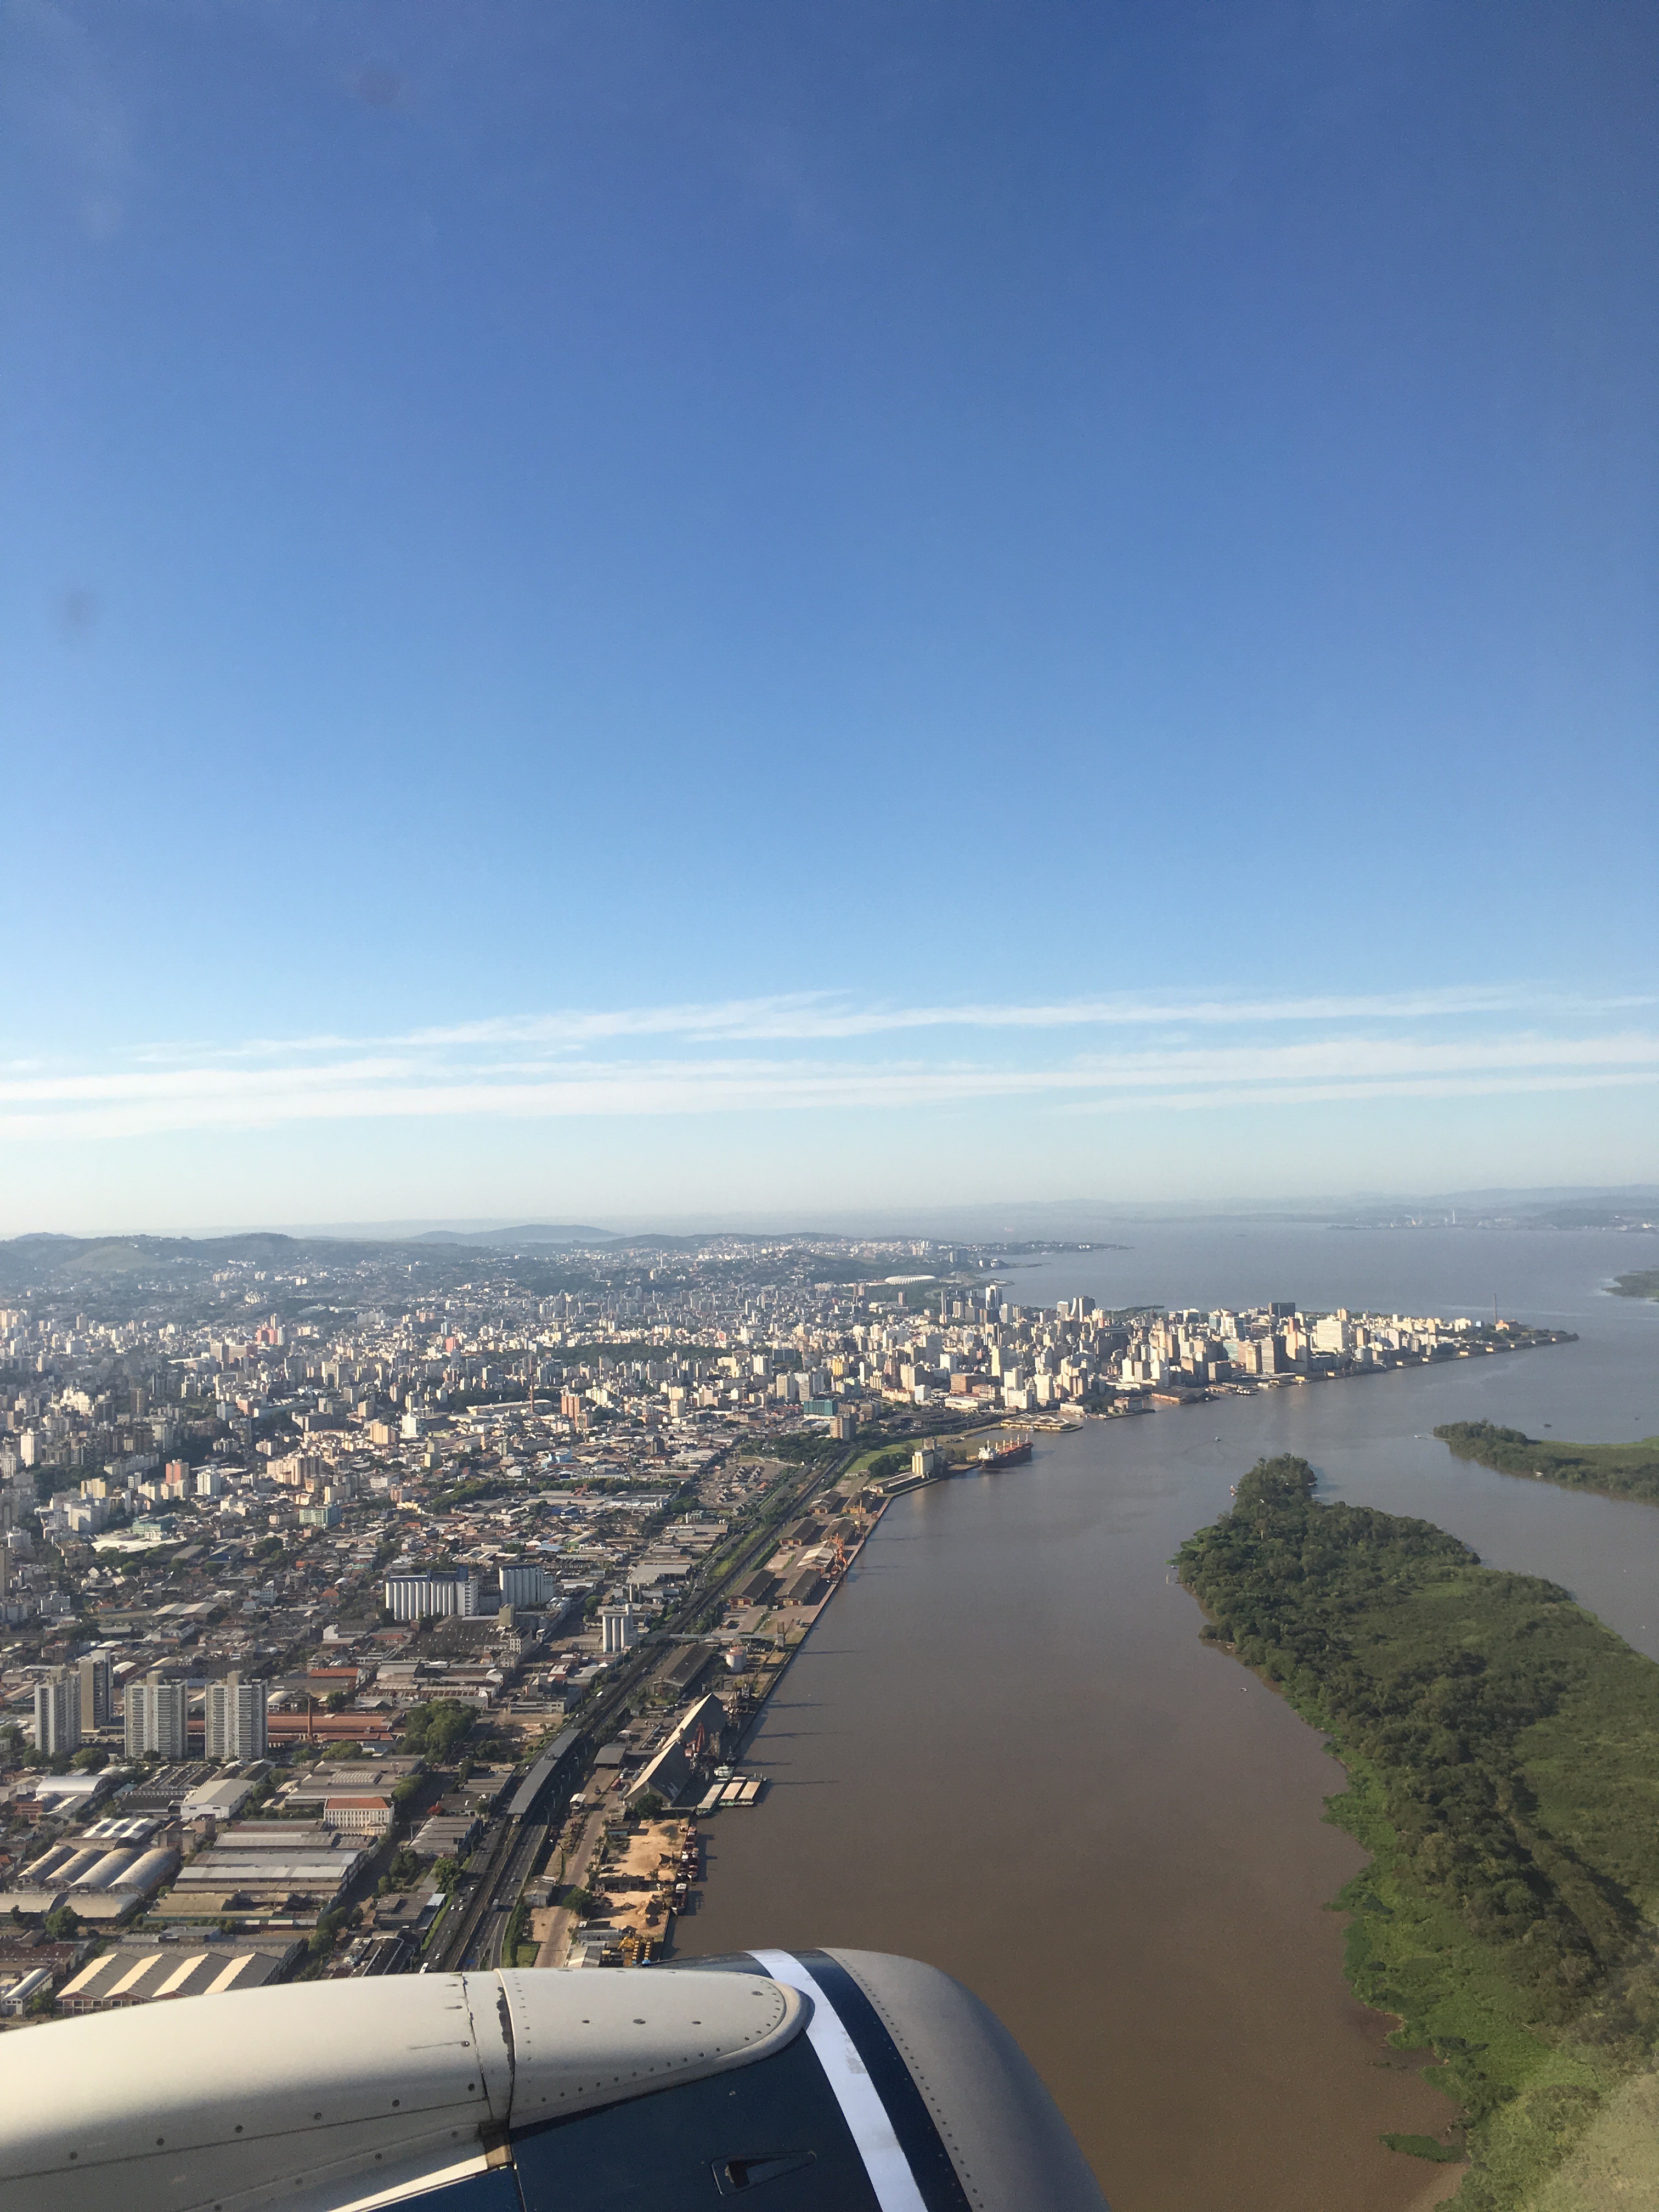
{"left": 505, "top": 1728, "right": 581, "bottom": 1821}
{"left": 58, "top": 1940, "right": 298, "bottom": 2014}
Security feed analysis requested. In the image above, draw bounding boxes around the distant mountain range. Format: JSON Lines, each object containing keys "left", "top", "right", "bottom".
{"left": 3, "top": 1185, "right": 1652, "bottom": 1293}
{"left": 413, "top": 1223, "right": 617, "bottom": 1247}
{"left": 0, "top": 1221, "right": 673, "bottom": 1290}
{"left": 0, "top": 1231, "right": 344, "bottom": 1290}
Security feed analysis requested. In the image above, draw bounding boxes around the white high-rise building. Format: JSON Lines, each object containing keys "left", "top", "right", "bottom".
{"left": 1311, "top": 1314, "right": 1352, "bottom": 1356}
{"left": 34, "top": 1670, "right": 81, "bottom": 1757}
{"left": 204, "top": 1671, "right": 268, "bottom": 1762}
{"left": 124, "top": 1670, "right": 187, "bottom": 1760}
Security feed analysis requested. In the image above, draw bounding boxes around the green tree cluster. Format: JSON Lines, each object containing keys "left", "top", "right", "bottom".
{"left": 399, "top": 1699, "right": 476, "bottom": 1760}
{"left": 308, "top": 1908, "right": 345, "bottom": 1959}
{"left": 754, "top": 1434, "right": 841, "bottom": 1465}
{"left": 864, "top": 1450, "right": 910, "bottom": 1483}
{"left": 1177, "top": 1455, "right": 1659, "bottom": 2207}
{"left": 504, "top": 1897, "right": 532, "bottom": 1965}
{"left": 1435, "top": 1420, "right": 1659, "bottom": 1508}
{"left": 434, "top": 1476, "right": 503, "bottom": 1511}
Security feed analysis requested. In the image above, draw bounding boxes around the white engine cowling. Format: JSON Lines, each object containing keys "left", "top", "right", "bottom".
{"left": 0, "top": 1968, "right": 802, "bottom": 2212}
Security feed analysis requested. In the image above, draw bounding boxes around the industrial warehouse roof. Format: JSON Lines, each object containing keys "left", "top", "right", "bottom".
{"left": 656, "top": 1643, "right": 718, "bottom": 1695}
{"left": 173, "top": 1846, "right": 365, "bottom": 1889}
{"left": 59, "top": 1942, "right": 294, "bottom": 2012}
{"left": 627, "top": 1694, "right": 728, "bottom": 1809}
{"left": 208, "top": 1824, "right": 342, "bottom": 1847}
{"left": 411, "top": 1813, "right": 479, "bottom": 1857}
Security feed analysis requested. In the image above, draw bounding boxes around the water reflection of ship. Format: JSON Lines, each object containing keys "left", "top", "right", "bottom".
{"left": 975, "top": 1432, "right": 1034, "bottom": 1470}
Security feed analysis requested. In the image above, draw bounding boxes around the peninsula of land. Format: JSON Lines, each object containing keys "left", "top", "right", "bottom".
{"left": 1435, "top": 1420, "right": 1659, "bottom": 1508}
{"left": 1177, "top": 1454, "right": 1659, "bottom": 2211}
{"left": 1611, "top": 1269, "right": 1659, "bottom": 1302}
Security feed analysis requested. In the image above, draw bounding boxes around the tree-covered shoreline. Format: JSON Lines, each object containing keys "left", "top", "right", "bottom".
{"left": 1435, "top": 1420, "right": 1659, "bottom": 1508}
{"left": 1177, "top": 1457, "right": 1659, "bottom": 2209}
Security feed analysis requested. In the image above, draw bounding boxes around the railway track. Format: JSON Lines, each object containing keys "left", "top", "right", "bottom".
{"left": 418, "top": 1440, "right": 876, "bottom": 1974}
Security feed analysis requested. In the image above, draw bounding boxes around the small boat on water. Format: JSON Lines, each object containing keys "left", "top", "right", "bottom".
{"left": 975, "top": 1432, "right": 1034, "bottom": 1470}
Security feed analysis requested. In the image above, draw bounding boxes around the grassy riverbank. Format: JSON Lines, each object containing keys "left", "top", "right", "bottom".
{"left": 1435, "top": 1420, "right": 1659, "bottom": 1507}
{"left": 1176, "top": 1456, "right": 1659, "bottom": 2210}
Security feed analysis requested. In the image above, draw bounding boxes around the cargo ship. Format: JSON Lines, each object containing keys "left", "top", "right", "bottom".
{"left": 975, "top": 1432, "right": 1034, "bottom": 1471}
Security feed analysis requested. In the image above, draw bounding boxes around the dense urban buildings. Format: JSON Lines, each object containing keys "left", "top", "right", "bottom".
{"left": 0, "top": 1224, "right": 1562, "bottom": 2015}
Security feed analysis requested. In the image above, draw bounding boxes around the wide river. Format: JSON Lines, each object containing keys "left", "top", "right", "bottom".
{"left": 676, "top": 1224, "right": 1659, "bottom": 2211}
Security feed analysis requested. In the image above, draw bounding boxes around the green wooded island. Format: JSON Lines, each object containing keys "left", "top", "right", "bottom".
{"left": 1178, "top": 1456, "right": 1659, "bottom": 2211}
{"left": 1611, "top": 1270, "right": 1659, "bottom": 1302}
{"left": 1436, "top": 1420, "right": 1659, "bottom": 1508}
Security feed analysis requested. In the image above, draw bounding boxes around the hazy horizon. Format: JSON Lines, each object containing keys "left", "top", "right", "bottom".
{"left": 5, "top": 1181, "right": 1657, "bottom": 1246}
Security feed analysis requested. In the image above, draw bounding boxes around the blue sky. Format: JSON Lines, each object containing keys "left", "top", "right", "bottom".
{"left": 2, "top": 1, "right": 1655, "bottom": 1229}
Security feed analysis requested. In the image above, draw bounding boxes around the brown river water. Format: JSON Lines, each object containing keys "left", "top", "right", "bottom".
{"left": 676, "top": 1226, "right": 1659, "bottom": 2211}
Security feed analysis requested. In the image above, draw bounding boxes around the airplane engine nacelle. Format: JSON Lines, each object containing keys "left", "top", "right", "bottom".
{"left": 0, "top": 1950, "right": 1103, "bottom": 2212}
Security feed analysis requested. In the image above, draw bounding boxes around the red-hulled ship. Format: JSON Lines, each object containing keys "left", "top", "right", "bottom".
{"left": 975, "top": 1431, "right": 1034, "bottom": 1470}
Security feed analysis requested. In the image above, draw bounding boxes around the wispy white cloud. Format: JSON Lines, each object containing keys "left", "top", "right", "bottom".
{"left": 116, "top": 981, "right": 1657, "bottom": 1067}
{"left": 400, "top": 987, "right": 1532, "bottom": 1048}
{"left": 426, "top": 984, "right": 1652, "bottom": 1047}
{"left": 2, "top": 1014, "right": 1655, "bottom": 1142}
{"left": 1058, "top": 1071, "right": 1659, "bottom": 1116}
